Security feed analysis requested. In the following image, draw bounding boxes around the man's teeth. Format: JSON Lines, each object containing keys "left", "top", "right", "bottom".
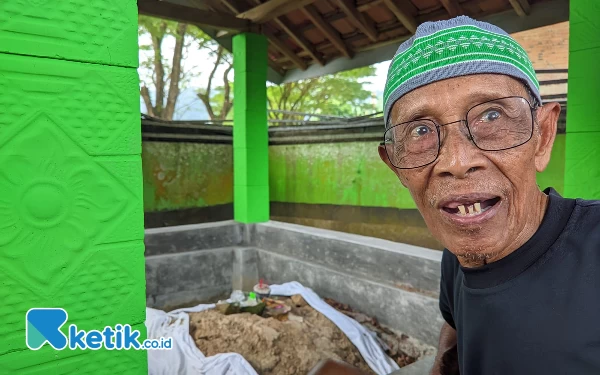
{"left": 456, "top": 202, "right": 484, "bottom": 216}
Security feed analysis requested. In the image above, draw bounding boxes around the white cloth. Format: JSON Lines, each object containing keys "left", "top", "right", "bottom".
{"left": 146, "top": 307, "right": 258, "bottom": 375}
{"left": 271, "top": 282, "right": 399, "bottom": 375}
{"left": 146, "top": 281, "right": 399, "bottom": 375}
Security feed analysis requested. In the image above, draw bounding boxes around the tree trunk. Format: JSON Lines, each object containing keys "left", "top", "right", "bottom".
{"left": 197, "top": 46, "right": 224, "bottom": 121}
{"left": 219, "top": 63, "right": 234, "bottom": 120}
{"left": 140, "top": 85, "right": 155, "bottom": 117}
{"left": 151, "top": 21, "right": 167, "bottom": 117}
{"left": 163, "top": 23, "right": 188, "bottom": 121}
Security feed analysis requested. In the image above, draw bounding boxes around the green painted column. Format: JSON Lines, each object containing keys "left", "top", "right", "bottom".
{"left": 233, "top": 33, "right": 270, "bottom": 222}
{"left": 0, "top": 1, "right": 147, "bottom": 373}
{"left": 564, "top": 0, "right": 600, "bottom": 199}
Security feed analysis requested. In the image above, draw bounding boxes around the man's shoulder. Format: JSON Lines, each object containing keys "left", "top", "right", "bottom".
{"left": 571, "top": 197, "right": 600, "bottom": 224}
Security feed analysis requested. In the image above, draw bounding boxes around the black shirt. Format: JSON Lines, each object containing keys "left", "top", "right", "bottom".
{"left": 440, "top": 188, "right": 600, "bottom": 375}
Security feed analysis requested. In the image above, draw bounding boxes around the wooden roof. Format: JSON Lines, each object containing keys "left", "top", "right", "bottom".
{"left": 138, "top": 0, "right": 569, "bottom": 83}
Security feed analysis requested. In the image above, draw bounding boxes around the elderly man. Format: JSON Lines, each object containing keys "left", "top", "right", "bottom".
{"left": 378, "top": 16, "right": 600, "bottom": 375}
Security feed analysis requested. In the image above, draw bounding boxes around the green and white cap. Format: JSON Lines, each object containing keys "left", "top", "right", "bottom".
{"left": 383, "top": 16, "right": 541, "bottom": 128}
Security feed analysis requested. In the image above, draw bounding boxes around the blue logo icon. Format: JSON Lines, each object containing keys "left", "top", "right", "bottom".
{"left": 25, "top": 308, "right": 172, "bottom": 351}
{"left": 26, "top": 308, "right": 69, "bottom": 350}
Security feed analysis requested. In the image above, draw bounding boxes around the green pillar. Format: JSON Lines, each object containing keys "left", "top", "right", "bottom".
{"left": 564, "top": 0, "right": 600, "bottom": 199}
{"left": 0, "top": 1, "right": 146, "bottom": 373}
{"left": 233, "top": 33, "right": 270, "bottom": 222}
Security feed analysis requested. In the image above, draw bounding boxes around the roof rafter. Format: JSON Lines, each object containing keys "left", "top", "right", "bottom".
{"left": 273, "top": 16, "right": 325, "bottom": 65}
{"left": 302, "top": 5, "right": 353, "bottom": 59}
{"left": 236, "top": 0, "right": 319, "bottom": 23}
{"left": 508, "top": 0, "right": 531, "bottom": 16}
{"left": 439, "top": 0, "right": 463, "bottom": 17}
{"left": 138, "top": 0, "right": 252, "bottom": 32}
{"left": 335, "top": 0, "right": 378, "bottom": 42}
{"left": 382, "top": 0, "right": 417, "bottom": 34}
{"left": 264, "top": 28, "right": 308, "bottom": 70}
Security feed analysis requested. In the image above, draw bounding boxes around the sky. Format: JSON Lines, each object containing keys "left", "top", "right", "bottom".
{"left": 138, "top": 33, "right": 390, "bottom": 120}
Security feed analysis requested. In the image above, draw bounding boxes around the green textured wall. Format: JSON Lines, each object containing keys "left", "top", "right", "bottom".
{"left": 143, "top": 142, "right": 233, "bottom": 211}
{"left": 565, "top": 0, "right": 600, "bottom": 199}
{"left": 0, "top": 1, "right": 147, "bottom": 373}
{"left": 269, "top": 137, "right": 566, "bottom": 208}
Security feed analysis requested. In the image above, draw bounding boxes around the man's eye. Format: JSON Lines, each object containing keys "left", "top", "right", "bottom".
{"left": 481, "top": 110, "right": 501, "bottom": 122}
{"left": 411, "top": 125, "right": 431, "bottom": 137}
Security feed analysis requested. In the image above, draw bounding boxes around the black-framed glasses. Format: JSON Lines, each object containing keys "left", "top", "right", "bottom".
{"left": 383, "top": 96, "right": 537, "bottom": 169}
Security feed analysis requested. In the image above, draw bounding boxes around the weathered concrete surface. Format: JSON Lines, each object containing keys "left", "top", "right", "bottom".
{"left": 252, "top": 221, "right": 443, "bottom": 295}
{"left": 388, "top": 355, "right": 435, "bottom": 375}
{"left": 144, "top": 220, "right": 444, "bottom": 345}
{"left": 146, "top": 248, "right": 234, "bottom": 309}
{"left": 232, "top": 248, "right": 259, "bottom": 292}
{"left": 142, "top": 142, "right": 233, "bottom": 212}
{"left": 270, "top": 202, "right": 443, "bottom": 250}
{"left": 145, "top": 221, "right": 245, "bottom": 256}
{"left": 256, "top": 249, "right": 444, "bottom": 346}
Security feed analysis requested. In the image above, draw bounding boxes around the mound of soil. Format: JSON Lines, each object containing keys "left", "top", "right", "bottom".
{"left": 189, "top": 296, "right": 434, "bottom": 374}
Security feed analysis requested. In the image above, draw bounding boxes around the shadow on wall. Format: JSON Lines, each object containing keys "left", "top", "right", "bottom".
{"left": 271, "top": 202, "right": 444, "bottom": 250}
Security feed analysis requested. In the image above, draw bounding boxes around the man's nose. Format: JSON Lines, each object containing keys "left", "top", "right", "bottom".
{"left": 433, "top": 121, "right": 487, "bottom": 179}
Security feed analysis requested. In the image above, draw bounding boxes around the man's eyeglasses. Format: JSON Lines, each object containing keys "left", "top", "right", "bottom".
{"left": 382, "top": 96, "right": 537, "bottom": 169}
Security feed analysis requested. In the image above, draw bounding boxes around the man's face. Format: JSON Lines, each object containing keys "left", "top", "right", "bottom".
{"left": 379, "top": 74, "right": 560, "bottom": 265}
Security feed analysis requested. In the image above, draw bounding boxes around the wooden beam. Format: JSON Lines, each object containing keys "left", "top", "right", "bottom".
{"left": 382, "top": 0, "right": 417, "bottom": 33}
{"left": 335, "top": 0, "right": 378, "bottom": 42}
{"left": 302, "top": 5, "right": 353, "bottom": 59}
{"left": 138, "top": 0, "right": 251, "bottom": 32}
{"left": 439, "top": 0, "right": 462, "bottom": 17}
{"left": 264, "top": 28, "right": 308, "bottom": 70}
{"left": 220, "top": 0, "right": 248, "bottom": 13}
{"left": 357, "top": 0, "right": 384, "bottom": 12}
{"left": 508, "top": 0, "right": 531, "bottom": 16}
{"left": 273, "top": 16, "right": 325, "bottom": 65}
{"left": 236, "top": 0, "right": 319, "bottom": 23}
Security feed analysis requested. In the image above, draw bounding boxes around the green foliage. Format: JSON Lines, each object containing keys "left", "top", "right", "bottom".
{"left": 267, "top": 66, "right": 378, "bottom": 121}
{"left": 139, "top": 14, "right": 378, "bottom": 122}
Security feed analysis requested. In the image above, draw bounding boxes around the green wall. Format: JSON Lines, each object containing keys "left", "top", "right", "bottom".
{"left": 269, "top": 142, "right": 417, "bottom": 208}
{"left": 537, "top": 133, "right": 565, "bottom": 195}
{"left": 0, "top": 0, "right": 147, "bottom": 372}
{"left": 564, "top": 0, "right": 600, "bottom": 199}
{"left": 143, "top": 142, "right": 233, "bottom": 211}
{"left": 142, "top": 134, "right": 565, "bottom": 213}
{"left": 269, "top": 135, "right": 566, "bottom": 209}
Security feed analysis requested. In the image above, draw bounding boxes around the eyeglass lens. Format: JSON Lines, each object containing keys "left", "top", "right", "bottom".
{"left": 384, "top": 97, "right": 533, "bottom": 169}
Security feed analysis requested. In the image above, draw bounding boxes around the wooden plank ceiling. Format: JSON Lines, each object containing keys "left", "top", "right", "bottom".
{"left": 138, "top": 0, "right": 552, "bottom": 75}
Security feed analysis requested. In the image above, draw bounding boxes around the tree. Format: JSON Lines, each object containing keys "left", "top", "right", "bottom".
{"left": 266, "top": 66, "right": 378, "bottom": 121}
{"left": 139, "top": 16, "right": 187, "bottom": 120}
{"left": 139, "top": 15, "right": 377, "bottom": 122}
{"left": 196, "top": 45, "right": 234, "bottom": 121}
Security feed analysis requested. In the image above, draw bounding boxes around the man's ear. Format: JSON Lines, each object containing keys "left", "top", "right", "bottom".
{"left": 534, "top": 102, "right": 561, "bottom": 173}
{"left": 378, "top": 144, "right": 407, "bottom": 187}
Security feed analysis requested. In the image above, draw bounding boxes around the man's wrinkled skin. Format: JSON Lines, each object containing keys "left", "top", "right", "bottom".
{"left": 379, "top": 74, "right": 561, "bottom": 268}
{"left": 378, "top": 74, "right": 561, "bottom": 375}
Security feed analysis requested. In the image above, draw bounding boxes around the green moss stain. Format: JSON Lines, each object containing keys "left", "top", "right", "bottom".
{"left": 537, "top": 133, "right": 565, "bottom": 195}
{"left": 269, "top": 142, "right": 417, "bottom": 209}
{"left": 141, "top": 136, "right": 566, "bottom": 213}
{"left": 270, "top": 139, "right": 567, "bottom": 209}
{"left": 142, "top": 142, "right": 233, "bottom": 211}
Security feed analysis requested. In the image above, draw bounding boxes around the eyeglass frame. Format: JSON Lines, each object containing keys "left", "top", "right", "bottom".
{"left": 381, "top": 95, "right": 539, "bottom": 170}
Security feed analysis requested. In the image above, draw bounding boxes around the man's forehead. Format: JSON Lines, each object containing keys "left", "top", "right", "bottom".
{"left": 391, "top": 74, "right": 528, "bottom": 121}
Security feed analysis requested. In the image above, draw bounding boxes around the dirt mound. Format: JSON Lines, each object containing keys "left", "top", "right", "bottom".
{"left": 190, "top": 301, "right": 374, "bottom": 375}
{"left": 189, "top": 296, "right": 434, "bottom": 374}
